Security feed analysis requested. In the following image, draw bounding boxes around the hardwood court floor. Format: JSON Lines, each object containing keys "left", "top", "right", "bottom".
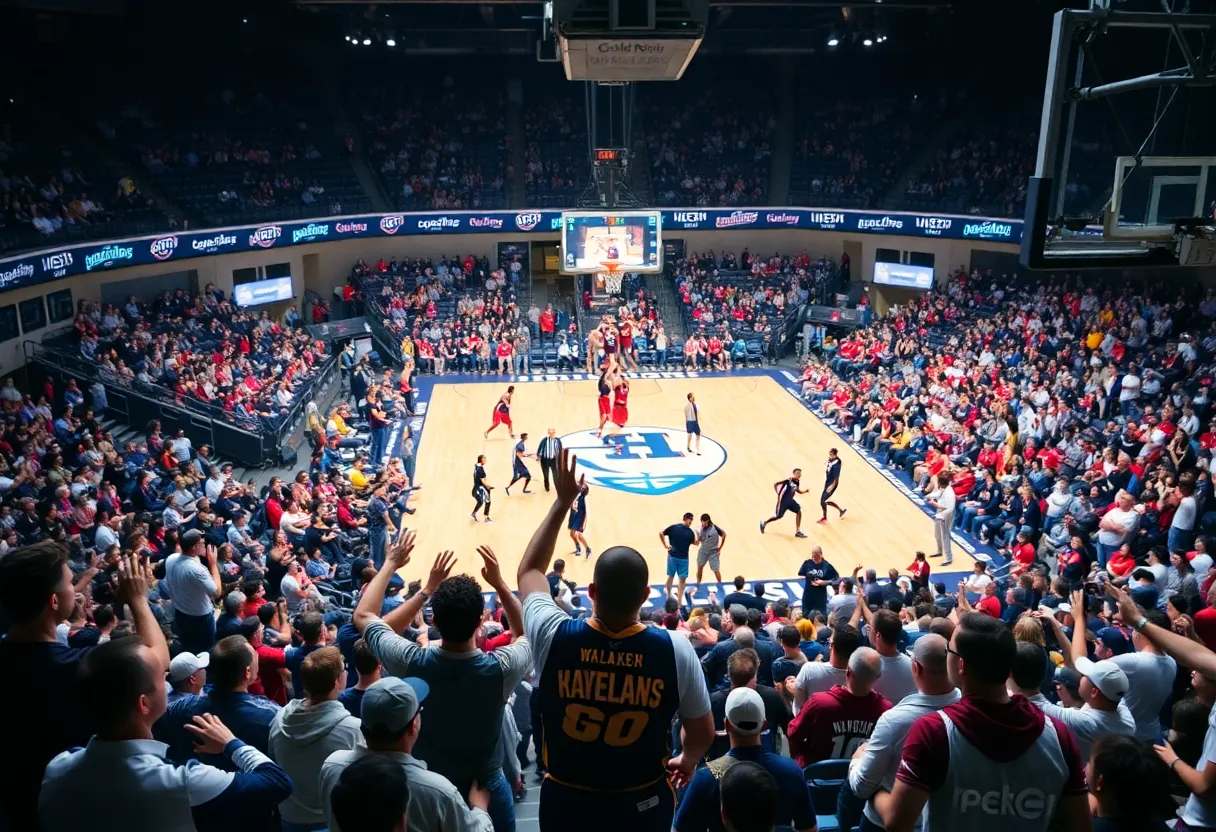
{"left": 401, "top": 375, "right": 940, "bottom": 590}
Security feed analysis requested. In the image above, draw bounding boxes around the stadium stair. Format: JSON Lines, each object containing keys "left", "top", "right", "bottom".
{"left": 506, "top": 77, "right": 527, "bottom": 208}
{"left": 878, "top": 113, "right": 967, "bottom": 211}
{"left": 768, "top": 58, "right": 797, "bottom": 205}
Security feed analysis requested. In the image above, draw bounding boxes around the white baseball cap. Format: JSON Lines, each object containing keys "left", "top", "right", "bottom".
{"left": 725, "top": 687, "right": 766, "bottom": 736}
{"left": 1074, "top": 657, "right": 1129, "bottom": 701}
{"left": 168, "top": 652, "right": 210, "bottom": 683}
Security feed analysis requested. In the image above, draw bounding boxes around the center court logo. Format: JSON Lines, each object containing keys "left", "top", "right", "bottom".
{"left": 558, "top": 427, "right": 726, "bottom": 496}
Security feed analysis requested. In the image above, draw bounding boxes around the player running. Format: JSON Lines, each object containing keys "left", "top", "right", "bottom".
{"left": 569, "top": 482, "right": 590, "bottom": 558}
{"left": 761, "top": 468, "right": 810, "bottom": 539}
{"left": 471, "top": 454, "right": 494, "bottom": 523}
{"left": 484, "top": 385, "right": 515, "bottom": 439}
{"left": 507, "top": 432, "right": 533, "bottom": 495}
{"left": 819, "top": 447, "right": 847, "bottom": 524}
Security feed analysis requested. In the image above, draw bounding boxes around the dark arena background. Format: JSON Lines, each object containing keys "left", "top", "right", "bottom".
{"left": 3, "top": 0, "right": 1216, "bottom": 829}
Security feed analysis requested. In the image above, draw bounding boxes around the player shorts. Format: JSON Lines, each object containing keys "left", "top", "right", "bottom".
{"left": 492, "top": 410, "right": 512, "bottom": 429}
{"left": 775, "top": 498, "right": 800, "bottom": 519}
{"left": 473, "top": 485, "right": 490, "bottom": 503}
{"left": 604, "top": 342, "right": 617, "bottom": 355}
{"left": 611, "top": 406, "right": 628, "bottom": 426}
{"left": 598, "top": 395, "right": 611, "bottom": 417}
{"left": 569, "top": 511, "right": 586, "bottom": 531}
{"left": 696, "top": 548, "right": 720, "bottom": 571}
{"left": 686, "top": 420, "right": 701, "bottom": 436}
{"left": 666, "top": 554, "right": 689, "bottom": 579}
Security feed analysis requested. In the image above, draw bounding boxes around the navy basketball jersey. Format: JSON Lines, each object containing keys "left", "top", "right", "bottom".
{"left": 539, "top": 620, "right": 681, "bottom": 792}
{"left": 777, "top": 478, "right": 799, "bottom": 504}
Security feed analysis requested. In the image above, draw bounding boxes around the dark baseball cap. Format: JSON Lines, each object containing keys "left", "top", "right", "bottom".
{"left": 1095, "top": 626, "right": 1133, "bottom": 655}
{"left": 360, "top": 677, "right": 430, "bottom": 738}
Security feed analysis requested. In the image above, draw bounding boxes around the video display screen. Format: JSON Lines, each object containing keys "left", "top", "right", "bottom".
{"left": 873, "top": 262, "right": 934, "bottom": 290}
{"left": 560, "top": 211, "right": 661, "bottom": 274}
{"left": 233, "top": 276, "right": 294, "bottom": 307}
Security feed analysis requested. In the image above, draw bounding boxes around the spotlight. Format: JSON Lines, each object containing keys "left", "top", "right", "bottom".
{"left": 863, "top": 37, "right": 873, "bottom": 46}
{"left": 362, "top": 37, "right": 371, "bottom": 45}
{"left": 827, "top": 36, "right": 839, "bottom": 46}
{"left": 386, "top": 38, "right": 396, "bottom": 47}
{"left": 344, "top": 35, "right": 351, "bottom": 41}
{"left": 242, "top": 17, "right": 247, "bottom": 23}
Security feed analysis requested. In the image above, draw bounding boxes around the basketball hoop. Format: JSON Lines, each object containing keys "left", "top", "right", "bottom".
{"left": 600, "top": 262, "right": 624, "bottom": 295}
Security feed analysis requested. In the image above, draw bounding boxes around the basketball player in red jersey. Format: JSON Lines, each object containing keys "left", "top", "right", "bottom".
{"left": 601, "top": 373, "right": 630, "bottom": 444}
{"left": 617, "top": 315, "right": 638, "bottom": 371}
{"left": 483, "top": 385, "right": 515, "bottom": 439}
{"left": 594, "top": 366, "right": 613, "bottom": 437}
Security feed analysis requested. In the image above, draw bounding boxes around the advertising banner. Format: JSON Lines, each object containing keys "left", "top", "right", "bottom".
{"left": 0, "top": 207, "right": 1024, "bottom": 293}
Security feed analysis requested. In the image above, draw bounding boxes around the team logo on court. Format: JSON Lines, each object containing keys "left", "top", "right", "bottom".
{"left": 559, "top": 427, "right": 726, "bottom": 496}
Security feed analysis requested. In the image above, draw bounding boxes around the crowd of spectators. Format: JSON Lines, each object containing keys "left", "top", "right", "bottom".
{"left": 359, "top": 79, "right": 507, "bottom": 212}
{"left": 522, "top": 91, "right": 587, "bottom": 208}
{"left": 903, "top": 103, "right": 1039, "bottom": 217}
{"left": 791, "top": 96, "right": 931, "bottom": 209}
{"left": 669, "top": 249, "right": 827, "bottom": 365}
{"left": 643, "top": 82, "right": 775, "bottom": 207}
{"left": 1, "top": 123, "right": 161, "bottom": 246}
{"left": 65, "top": 288, "right": 332, "bottom": 430}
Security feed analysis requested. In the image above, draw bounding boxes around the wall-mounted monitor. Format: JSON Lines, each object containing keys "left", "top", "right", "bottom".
{"left": 233, "top": 276, "right": 294, "bottom": 308}
{"left": 872, "top": 262, "right": 934, "bottom": 290}
{"left": 559, "top": 210, "right": 662, "bottom": 274}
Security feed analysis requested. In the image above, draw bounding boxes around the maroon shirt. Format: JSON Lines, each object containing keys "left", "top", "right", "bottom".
{"left": 897, "top": 695, "right": 1087, "bottom": 794}
{"left": 788, "top": 684, "right": 892, "bottom": 767}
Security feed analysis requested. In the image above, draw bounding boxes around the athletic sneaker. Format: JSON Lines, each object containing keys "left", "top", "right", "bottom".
{"left": 795, "top": 531, "right": 808, "bottom": 538}
{"left": 483, "top": 432, "right": 489, "bottom": 439}
{"left": 759, "top": 521, "right": 767, "bottom": 534}
{"left": 817, "top": 517, "right": 828, "bottom": 524}
{"left": 840, "top": 508, "right": 848, "bottom": 518}
{"left": 484, "top": 517, "right": 494, "bottom": 523}
{"left": 470, "top": 514, "right": 479, "bottom": 522}
{"left": 574, "top": 545, "right": 582, "bottom": 555}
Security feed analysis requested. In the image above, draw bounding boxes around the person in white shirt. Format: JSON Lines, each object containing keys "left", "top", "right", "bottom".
{"left": 1097, "top": 490, "right": 1140, "bottom": 570}
{"left": 927, "top": 473, "right": 956, "bottom": 566}
{"left": 1014, "top": 645, "right": 1134, "bottom": 761}
{"left": 850, "top": 601, "right": 917, "bottom": 704}
{"left": 93, "top": 512, "right": 122, "bottom": 553}
{"left": 171, "top": 430, "right": 193, "bottom": 463}
{"left": 164, "top": 529, "right": 221, "bottom": 653}
{"left": 320, "top": 677, "right": 493, "bottom": 832}
{"left": 848, "top": 634, "right": 960, "bottom": 830}
{"left": 39, "top": 638, "right": 290, "bottom": 832}
{"left": 204, "top": 467, "right": 227, "bottom": 503}
{"left": 793, "top": 622, "right": 858, "bottom": 713}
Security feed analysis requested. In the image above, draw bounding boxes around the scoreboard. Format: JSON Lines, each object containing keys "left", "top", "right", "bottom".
{"left": 559, "top": 210, "right": 662, "bottom": 274}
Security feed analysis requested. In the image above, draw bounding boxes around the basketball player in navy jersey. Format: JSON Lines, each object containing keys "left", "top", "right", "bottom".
{"left": 819, "top": 447, "right": 847, "bottom": 524}
{"left": 595, "top": 366, "right": 613, "bottom": 437}
{"left": 569, "top": 482, "right": 590, "bottom": 558}
{"left": 507, "top": 432, "right": 533, "bottom": 495}
{"left": 484, "top": 385, "right": 515, "bottom": 439}
{"left": 518, "top": 450, "right": 714, "bottom": 832}
{"left": 760, "top": 468, "right": 810, "bottom": 538}
{"left": 471, "top": 454, "right": 493, "bottom": 522}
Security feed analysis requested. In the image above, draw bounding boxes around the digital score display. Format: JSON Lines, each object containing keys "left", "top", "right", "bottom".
{"left": 594, "top": 148, "right": 625, "bottom": 163}
{"left": 559, "top": 211, "right": 662, "bottom": 274}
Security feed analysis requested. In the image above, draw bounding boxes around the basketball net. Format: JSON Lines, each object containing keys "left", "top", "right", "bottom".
{"left": 600, "top": 261, "right": 623, "bottom": 295}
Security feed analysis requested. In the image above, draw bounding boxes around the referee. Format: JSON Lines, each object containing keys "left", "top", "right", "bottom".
{"left": 684, "top": 393, "right": 701, "bottom": 455}
{"left": 536, "top": 428, "right": 563, "bottom": 492}
{"left": 518, "top": 451, "right": 714, "bottom": 832}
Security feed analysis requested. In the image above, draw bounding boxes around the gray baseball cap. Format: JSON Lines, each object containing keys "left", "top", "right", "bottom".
{"left": 360, "top": 677, "right": 430, "bottom": 737}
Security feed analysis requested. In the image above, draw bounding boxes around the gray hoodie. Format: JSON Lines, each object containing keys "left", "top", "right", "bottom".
{"left": 269, "top": 699, "right": 364, "bottom": 824}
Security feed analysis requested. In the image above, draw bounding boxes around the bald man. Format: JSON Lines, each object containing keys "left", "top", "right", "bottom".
{"left": 847, "top": 634, "right": 961, "bottom": 831}
{"left": 787, "top": 646, "right": 892, "bottom": 768}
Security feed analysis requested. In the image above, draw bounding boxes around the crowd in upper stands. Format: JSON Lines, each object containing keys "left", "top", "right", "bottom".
{"left": 65, "top": 288, "right": 332, "bottom": 430}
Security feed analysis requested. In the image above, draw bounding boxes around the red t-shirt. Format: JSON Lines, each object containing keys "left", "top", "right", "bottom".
{"left": 897, "top": 695, "right": 1087, "bottom": 795}
{"left": 787, "top": 685, "right": 892, "bottom": 767}
{"left": 975, "top": 595, "right": 1002, "bottom": 618}
{"left": 256, "top": 644, "right": 289, "bottom": 706}
{"left": 1011, "top": 543, "right": 1036, "bottom": 571}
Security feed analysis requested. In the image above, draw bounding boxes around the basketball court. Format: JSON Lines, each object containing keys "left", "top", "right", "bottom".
{"left": 397, "top": 370, "right": 951, "bottom": 606}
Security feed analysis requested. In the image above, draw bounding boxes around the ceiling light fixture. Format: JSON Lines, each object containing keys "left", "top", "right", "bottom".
{"left": 827, "top": 36, "right": 839, "bottom": 46}
{"left": 863, "top": 37, "right": 873, "bottom": 46}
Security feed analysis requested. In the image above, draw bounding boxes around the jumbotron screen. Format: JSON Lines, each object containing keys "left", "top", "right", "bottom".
{"left": 559, "top": 211, "right": 662, "bottom": 274}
